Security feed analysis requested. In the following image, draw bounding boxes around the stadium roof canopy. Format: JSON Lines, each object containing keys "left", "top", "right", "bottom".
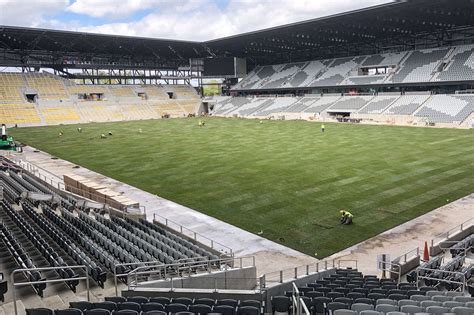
{"left": 0, "top": 0, "right": 473, "bottom": 69}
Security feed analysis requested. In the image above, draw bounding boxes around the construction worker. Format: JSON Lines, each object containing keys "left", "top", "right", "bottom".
{"left": 321, "top": 123, "right": 325, "bottom": 133}
{"left": 340, "top": 210, "right": 353, "bottom": 225}
{"left": 1, "top": 124, "right": 7, "bottom": 141}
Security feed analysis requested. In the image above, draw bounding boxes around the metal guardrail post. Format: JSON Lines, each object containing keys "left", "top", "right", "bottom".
{"left": 11, "top": 265, "right": 89, "bottom": 315}
{"left": 416, "top": 267, "right": 466, "bottom": 293}
{"left": 260, "top": 274, "right": 266, "bottom": 289}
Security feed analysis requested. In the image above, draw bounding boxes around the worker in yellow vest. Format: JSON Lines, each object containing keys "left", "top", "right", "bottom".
{"left": 340, "top": 210, "right": 353, "bottom": 225}
{"left": 321, "top": 124, "right": 325, "bottom": 133}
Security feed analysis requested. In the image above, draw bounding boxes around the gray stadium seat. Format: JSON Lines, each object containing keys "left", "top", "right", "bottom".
{"left": 431, "top": 295, "right": 452, "bottom": 302}
{"left": 377, "top": 299, "right": 397, "bottom": 306}
{"left": 26, "top": 309, "right": 54, "bottom": 315}
{"left": 351, "top": 303, "right": 374, "bottom": 313}
{"left": 189, "top": 304, "right": 213, "bottom": 315}
{"left": 426, "top": 305, "right": 451, "bottom": 314}
{"left": 141, "top": 303, "right": 166, "bottom": 312}
{"left": 214, "top": 305, "right": 237, "bottom": 315}
{"left": 453, "top": 296, "right": 474, "bottom": 303}
{"left": 375, "top": 304, "right": 398, "bottom": 313}
{"left": 451, "top": 307, "right": 474, "bottom": 315}
{"left": 410, "top": 295, "right": 430, "bottom": 302}
{"left": 398, "top": 300, "right": 418, "bottom": 307}
{"left": 114, "top": 310, "right": 139, "bottom": 315}
{"left": 55, "top": 310, "right": 83, "bottom": 315}
{"left": 237, "top": 306, "right": 260, "bottom": 315}
{"left": 84, "top": 310, "right": 111, "bottom": 315}
{"left": 420, "top": 300, "right": 441, "bottom": 308}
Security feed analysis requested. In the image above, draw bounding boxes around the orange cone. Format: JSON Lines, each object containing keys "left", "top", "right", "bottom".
{"left": 423, "top": 241, "right": 430, "bottom": 261}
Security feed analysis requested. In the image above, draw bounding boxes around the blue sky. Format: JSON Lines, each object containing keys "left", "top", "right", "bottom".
{"left": 0, "top": 0, "right": 392, "bottom": 41}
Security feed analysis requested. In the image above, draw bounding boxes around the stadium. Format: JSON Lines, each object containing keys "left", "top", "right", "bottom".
{"left": 0, "top": 0, "right": 473, "bottom": 314}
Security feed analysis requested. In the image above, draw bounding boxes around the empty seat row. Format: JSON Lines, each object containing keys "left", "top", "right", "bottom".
{"left": 63, "top": 299, "right": 261, "bottom": 315}
{"left": 61, "top": 209, "right": 141, "bottom": 271}
{"left": 24, "top": 204, "right": 108, "bottom": 287}
{"left": 103, "top": 297, "right": 261, "bottom": 309}
{"left": 136, "top": 218, "right": 219, "bottom": 261}
{"left": 76, "top": 212, "right": 155, "bottom": 262}
{"left": 7, "top": 201, "right": 80, "bottom": 292}
{"left": 0, "top": 220, "right": 46, "bottom": 296}
{"left": 111, "top": 216, "right": 196, "bottom": 263}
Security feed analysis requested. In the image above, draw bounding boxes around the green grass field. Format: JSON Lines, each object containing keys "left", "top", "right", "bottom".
{"left": 11, "top": 118, "right": 474, "bottom": 257}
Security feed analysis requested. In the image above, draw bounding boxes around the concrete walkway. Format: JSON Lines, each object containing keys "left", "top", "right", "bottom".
{"left": 7, "top": 147, "right": 318, "bottom": 277}
{"left": 5, "top": 146, "right": 473, "bottom": 278}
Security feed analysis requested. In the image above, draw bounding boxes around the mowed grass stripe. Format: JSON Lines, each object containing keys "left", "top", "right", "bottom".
{"left": 12, "top": 118, "right": 474, "bottom": 257}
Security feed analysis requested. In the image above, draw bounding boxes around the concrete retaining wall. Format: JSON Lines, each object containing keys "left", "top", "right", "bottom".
{"left": 430, "top": 225, "right": 474, "bottom": 256}
{"left": 127, "top": 266, "right": 257, "bottom": 291}
{"left": 262, "top": 269, "right": 335, "bottom": 312}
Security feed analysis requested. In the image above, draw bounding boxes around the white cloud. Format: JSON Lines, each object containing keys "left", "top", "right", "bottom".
{"left": 1, "top": 0, "right": 393, "bottom": 41}
{"left": 0, "top": 0, "right": 70, "bottom": 27}
{"left": 67, "top": 0, "right": 158, "bottom": 18}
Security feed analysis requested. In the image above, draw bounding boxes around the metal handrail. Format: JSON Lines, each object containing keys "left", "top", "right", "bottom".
{"left": 11, "top": 265, "right": 90, "bottom": 315}
{"left": 126, "top": 256, "right": 255, "bottom": 289}
{"left": 153, "top": 213, "right": 233, "bottom": 255}
{"left": 431, "top": 218, "right": 474, "bottom": 247}
{"left": 416, "top": 267, "right": 466, "bottom": 292}
{"left": 113, "top": 256, "right": 220, "bottom": 296}
{"left": 439, "top": 240, "right": 472, "bottom": 256}
{"left": 377, "top": 260, "right": 402, "bottom": 284}
{"left": 291, "top": 282, "right": 300, "bottom": 315}
{"left": 300, "top": 297, "right": 311, "bottom": 315}
{"left": 261, "top": 259, "right": 358, "bottom": 288}
{"left": 392, "top": 247, "right": 420, "bottom": 264}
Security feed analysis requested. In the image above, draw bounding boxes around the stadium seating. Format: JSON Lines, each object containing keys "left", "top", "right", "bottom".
{"left": 390, "top": 48, "right": 451, "bottom": 84}
{"left": 25, "top": 72, "right": 69, "bottom": 100}
{"left": 232, "top": 44, "right": 473, "bottom": 90}
{"left": 0, "top": 72, "right": 199, "bottom": 126}
{"left": 0, "top": 103, "right": 41, "bottom": 125}
{"left": 383, "top": 94, "right": 430, "bottom": 115}
{"left": 25, "top": 296, "right": 264, "bottom": 315}
{"left": 436, "top": 44, "right": 474, "bottom": 82}
{"left": 414, "top": 94, "right": 474, "bottom": 124}
{"left": 39, "top": 103, "right": 82, "bottom": 124}
{"left": 0, "top": 72, "right": 26, "bottom": 103}
{"left": 327, "top": 95, "right": 374, "bottom": 112}
{"left": 357, "top": 96, "right": 399, "bottom": 114}
{"left": 252, "top": 97, "right": 298, "bottom": 116}
{"left": 308, "top": 57, "right": 360, "bottom": 87}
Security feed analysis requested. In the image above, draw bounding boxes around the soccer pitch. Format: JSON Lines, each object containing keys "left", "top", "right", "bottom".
{"left": 11, "top": 118, "right": 474, "bottom": 257}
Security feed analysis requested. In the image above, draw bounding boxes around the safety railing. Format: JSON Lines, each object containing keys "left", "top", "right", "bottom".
{"left": 291, "top": 282, "right": 311, "bottom": 315}
{"left": 439, "top": 240, "right": 472, "bottom": 256}
{"left": 113, "top": 256, "right": 224, "bottom": 296}
{"left": 13, "top": 157, "right": 65, "bottom": 190}
{"left": 392, "top": 247, "right": 420, "bottom": 265}
{"left": 377, "top": 259, "right": 402, "bottom": 284}
{"left": 11, "top": 265, "right": 90, "bottom": 315}
{"left": 431, "top": 218, "right": 474, "bottom": 247}
{"left": 153, "top": 213, "right": 233, "bottom": 256}
{"left": 127, "top": 256, "right": 255, "bottom": 291}
{"left": 416, "top": 267, "right": 466, "bottom": 292}
{"left": 260, "top": 259, "right": 358, "bottom": 288}
{"left": 11, "top": 156, "right": 147, "bottom": 216}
